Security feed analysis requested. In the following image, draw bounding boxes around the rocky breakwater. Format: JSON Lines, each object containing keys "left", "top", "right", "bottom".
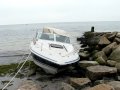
{"left": 75, "top": 31, "right": 120, "bottom": 90}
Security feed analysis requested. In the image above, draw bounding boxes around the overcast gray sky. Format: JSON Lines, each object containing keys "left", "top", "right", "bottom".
{"left": 0, "top": 0, "right": 120, "bottom": 25}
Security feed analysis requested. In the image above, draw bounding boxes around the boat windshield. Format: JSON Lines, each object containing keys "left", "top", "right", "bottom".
{"left": 56, "top": 35, "right": 70, "bottom": 43}
{"left": 39, "top": 33, "right": 54, "bottom": 41}
{"left": 37, "top": 33, "right": 70, "bottom": 43}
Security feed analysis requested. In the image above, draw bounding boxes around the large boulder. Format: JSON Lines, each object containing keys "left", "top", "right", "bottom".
{"left": 68, "top": 78, "right": 91, "bottom": 89}
{"left": 89, "top": 84, "right": 114, "bottom": 90}
{"left": 83, "top": 32, "right": 99, "bottom": 45}
{"left": 108, "top": 32, "right": 117, "bottom": 41}
{"left": 17, "top": 80, "right": 41, "bottom": 90}
{"left": 116, "top": 32, "right": 120, "bottom": 38}
{"left": 114, "top": 37, "right": 120, "bottom": 44}
{"left": 102, "top": 42, "right": 117, "bottom": 55}
{"left": 93, "top": 51, "right": 107, "bottom": 60}
{"left": 95, "top": 56, "right": 106, "bottom": 65}
{"left": 109, "top": 45, "right": 120, "bottom": 62}
{"left": 107, "top": 60, "right": 117, "bottom": 67}
{"left": 98, "top": 36, "right": 111, "bottom": 46}
{"left": 107, "top": 81, "right": 120, "bottom": 90}
{"left": 87, "top": 65, "right": 117, "bottom": 80}
{"left": 112, "top": 45, "right": 120, "bottom": 51}
{"left": 105, "top": 33, "right": 113, "bottom": 38}
{"left": 79, "top": 61, "right": 99, "bottom": 69}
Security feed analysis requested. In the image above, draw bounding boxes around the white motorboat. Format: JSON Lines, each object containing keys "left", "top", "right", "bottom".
{"left": 30, "top": 27, "right": 80, "bottom": 74}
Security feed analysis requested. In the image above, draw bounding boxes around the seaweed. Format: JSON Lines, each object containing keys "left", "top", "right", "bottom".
{"left": 0, "top": 60, "right": 37, "bottom": 77}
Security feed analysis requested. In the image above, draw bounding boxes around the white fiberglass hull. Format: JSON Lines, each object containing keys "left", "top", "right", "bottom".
{"left": 30, "top": 44, "right": 79, "bottom": 74}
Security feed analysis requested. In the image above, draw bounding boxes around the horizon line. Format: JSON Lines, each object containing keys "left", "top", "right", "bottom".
{"left": 0, "top": 20, "right": 120, "bottom": 26}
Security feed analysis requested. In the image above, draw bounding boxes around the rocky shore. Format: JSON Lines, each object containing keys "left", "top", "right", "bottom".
{"left": 77, "top": 30, "right": 120, "bottom": 90}
{"left": 1, "top": 30, "right": 120, "bottom": 90}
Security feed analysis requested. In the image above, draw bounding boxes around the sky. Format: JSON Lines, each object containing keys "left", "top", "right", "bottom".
{"left": 0, "top": 0, "right": 120, "bottom": 25}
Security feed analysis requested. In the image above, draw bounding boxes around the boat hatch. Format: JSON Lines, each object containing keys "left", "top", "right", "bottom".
{"left": 49, "top": 44, "right": 63, "bottom": 49}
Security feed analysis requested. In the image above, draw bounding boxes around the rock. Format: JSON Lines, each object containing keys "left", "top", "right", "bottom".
{"left": 115, "top": 63, "right": 120, "bottom": 72}
{"left": 105, "top": 33, "right": 113, "bottom": 38}
{"left": 87, "top": 65, "right": 117, "bottom": 80}
{"left": 89, "top": 84, "right": 114, "bottom": 90}
{"left": 95, "top": 56, "right": 106, "bottom": 65}
{"left": 116, "top": 32, "right": 120, "bottom": 38}
{"left": 112, "top": 45, "right": 120, "bottom": 51}
{"left": 98, "top": 36, "right": 111, "bottom": 46}
{"left": 108, "top": 32, "right": 117, "bottom": 41}
{"left": 116, "top": 76, "right": 120, "bottom": 81}
{"left": 79, "top": 61, "right": 99, "bottom": 69}
{"left": 93, "top": 32, "right": 106, "bottom": 37}
{"left": 77, "top": 37, "right": 81, "bottom": 41}
{"left": 94, "top": 51, "right": 107, "bottom": 60}
{"left": 87, "top": 37, "right": 100, "bottom": 45}
{"left": 94, "top": 78, "right": 116, "bottom": 85}
{"left": 58, "top": 82, "right": 75, "bottom": 90}
{"left": 107, "top": 60, "right": 117, "bottom": 67}
{"left": 107, "top": 81, "right": 120, "bottom": 90}
{"left": 27, "top": 69, "right": 36, "bottom": 77}
{"left": 114, "top": 37, "right": 120, "bottom": 44}
{"left": 17, "top": 80, "right": 41, "bottom": 90}
{"left": 95, "top": 45, "right": 101, "bottom": 50}
{"left": 81, "top": 44, "right": 88, "bottom": 48}
{"left": 91, "top": 50, "right": 99, "bottom": 56}
{"left": 102, "top": 42, "right": 117, "bottom": 55}
{"left": 81, "top": 87, "right": 91, "bottom": 90}
{"left": 94, "top": 79, "right": 108, "bottom": 85}
{"left": 79, "top": 51, "right": 90, "bottom": 60}
{"left": 68, "top": 78, "right": 91, "bottom": 89}
{"left": 77, "top": 36, "right": 86, "bottom": 44}
{"left": 109, "top": 45, "right": 120, "bottom": 62}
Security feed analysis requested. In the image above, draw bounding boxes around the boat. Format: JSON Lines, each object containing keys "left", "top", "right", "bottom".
{"left": 30, "top": 27, "right": 80, "bottom": 74}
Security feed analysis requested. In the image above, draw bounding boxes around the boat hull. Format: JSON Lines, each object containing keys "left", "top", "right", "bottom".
{"left": 31, "top": 53, "right": 79, "bottom": 74}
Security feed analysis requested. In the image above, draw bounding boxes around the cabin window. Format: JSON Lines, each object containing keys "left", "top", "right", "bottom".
{"left": 40, "top": 33, "right": 54, "bottom": 41}
{"left": 56, "top": 35, "right": 70, "bottom": 43}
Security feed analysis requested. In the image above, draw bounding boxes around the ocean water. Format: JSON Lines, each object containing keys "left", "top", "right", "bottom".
{"left": 0, "top": 21, "right": 120, "bottom": 64}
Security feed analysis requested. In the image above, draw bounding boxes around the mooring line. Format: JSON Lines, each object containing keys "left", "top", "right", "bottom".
{"left": 16, "top": 53, "right": 27, "bottom": 69}
{"left": 2, "top": 53, "right": 31, "bottom": 90}
{"left": 7, "top": 53, "right": 28, "bottom": 77}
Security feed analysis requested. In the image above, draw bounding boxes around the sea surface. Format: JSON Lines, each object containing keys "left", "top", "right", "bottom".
{"left": 0, "top": 21, "right": 120, "bottom": 64}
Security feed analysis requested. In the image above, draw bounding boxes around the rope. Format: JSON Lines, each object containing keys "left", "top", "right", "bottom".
{"left": 17, "top": 53, "right": 27, "bottom": 69}
{"left": 7, "top": 53, "right": 28, "bottom": 77}
{"left": 2, "top": 53, "right": 31, "bottom": 90}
